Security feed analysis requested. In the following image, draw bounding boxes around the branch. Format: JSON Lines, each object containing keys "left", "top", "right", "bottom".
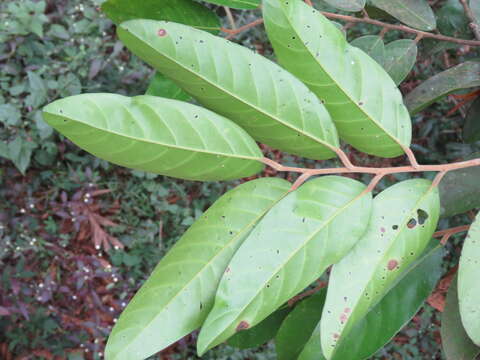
{"left": 459, "top": 0, "right": 480, "bottom": 40}
{"left": 433, "top": 225, "right": 471, "bottom": 244}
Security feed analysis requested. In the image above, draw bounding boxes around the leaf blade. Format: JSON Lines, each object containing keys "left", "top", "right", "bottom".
{"left": 105, "top": 178, "right": 291, "bottom": 360}
{"left": 201, "top": 0, "right": 260, "bottom": 10}
{"left": 43, "top": 94, "right": 264, "bottom": 181}
{"left": 350, "top": 35, "right": 385, "bottom": 66}
{"left": 383, "top": 39, "right": 418, "bottom": 85}
{"left": 118, "top": 20, "right": 340, "bottom": 160}
{"left": 263, "top": 0, "right": 412, "bottom": 158}
{"left": 463, "top": 97, "right": 480, "bottom": 143}
{"left": 145, "top": 72, "right": 192, "bottom": 101}
{"left": 369, "top": 0, "right": 436, "bottom": 31}
{"left": 197, "top": 176, "right": 373, "bottom": 354}
{"left": 321, "top": 0, "right": 366, "bottom": 12}
{"left": 321, "top": 179, "right": 440, "bottom": 359}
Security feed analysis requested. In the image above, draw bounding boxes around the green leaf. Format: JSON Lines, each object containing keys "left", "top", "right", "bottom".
{"left": 472, "top": 0, "right": 480, "bottom": 24}
{"left": 146, "top": 72, "right": 192, "bottom": 101}
{"left": 320, "top": 179, "right": 440, "bottom": 359}
{"left": 275, "top": 289, "right": 327, "bottom": 360}
{"left": 105, "top": 178, "right": 291, "bottom": 360}
{"left": 437, "top": 0, "right": 471, "bottom": 38}
{"left": 263, "top": 0, "right": 412, "bottom": 158}
{"left": 439, "top": 152, "right": 480, "bottom": 217}
{"left": 298, "top": 323, "right": 326, "bottom": 360}
{"left": 405, "top": 61, "right": 480, "bottom": 114}
{"left": 228, "top": 306, "right": 291, "bottom": 349}
{"left": 369, "top": 0, "right": 436, "bottom": 31}
{"left": 200, "top": 0, "right": 260, "bottom": 10}
{"left": 350, "top": 35, "right": 385, "bottom": 66}
{"left": 42, "top": 94, "right": 264, "bottom": 181}
{"left": 327, "top": 242, "right": 443, "bottom": 360}
{"left": 441, "top": 276, "right": 480, "bottom": 360}
{"left": 459, "top": 212, "right": 480, "bottom": 346}
{"left": 102, "top": 0, "right": 220, "bottom": 33}
{"left": 197, "top": 176, "right": 373, "bottom": 354}
{"left": 0, "top": 104, "right": 21, "bottom": 126}
{"left": 118, "top": 20, "right": 340, "bottom": 160}
{"left": 383, "top": 39, "right": 418, "bottom": 85}
{"left": 463, "top": 98, "right": 480, "bottom": 143}
{"left": 320, "top": 0, "right": 366, "bottom": 12}
{"left": 7, "top": 137, "right": 37, "bottom": 175}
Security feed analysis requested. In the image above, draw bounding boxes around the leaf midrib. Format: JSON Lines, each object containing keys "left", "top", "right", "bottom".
{"left": 382, "top": 0, "right": 434, "bottom": 29}
{"left": 124, "top": 24, "right": 338, "bottom": 152}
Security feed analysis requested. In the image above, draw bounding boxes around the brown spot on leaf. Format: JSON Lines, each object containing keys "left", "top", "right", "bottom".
{"left": 236, "top": 321, "right": 250, "bottom": 332}
{"left": 225, "top": 267, "right": 230, "bottom": 273}
{"left": 339, "top": 313, "right": 348, "bottom": 323}
{"left": 380, "top": 227, "right": 386, "bottom": 233}
{"left": 387, "top": 259, "right": 398, "bottom": 270}
{"left": 333, "top": 333, "right": 340, "bottom": 339}
{"left": 344, "top": 307, "right": 351, "bottom": 313}
{"left": 157, "top": 29, "right": 167, "bottom": 37}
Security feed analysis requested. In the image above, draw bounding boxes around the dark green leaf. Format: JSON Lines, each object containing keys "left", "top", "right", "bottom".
{"left": 350, "top": 35, "right": 385, "bottom": 66}
{"left": 439, "top": 152, "right": 480, "bottom": 217}
{"left": 102, "top": 0, "right": 220, "bottom": 33}
{"left": 463, "top": 98, "right": 480, "bottom": 143}
{"left": 118, "top": 20, "right": 340, "bottom": 160}
{"left": 321, "top": 179, "right": 440, "bottom": 359}
{"left": 0, "top": 104, "right": 21, "bottom": 126}
{"left": 197, "top": 176, "right": 373, "bottom": 354}
{"left": 459, "top": 212, "right": 480, "bottom": 346}
{"left": 200, "top": 0, "right": 260, "bottom": 10}
{"left": 472, "top": 0, "right": 480, "bottom": 24}
{"left": 146, "top": 72, "right": 192, "bottom": 101}
{"left": 328, "top": 243, "right": 443, "bottom": 360}
{"left": 369, "top": 0, "right": 436, "bottom": 31}
{"left": 263, "top": 0, "right": 412, "bottom": 158}
{"left": 320, "top": 0, "right": 366, "bottom": 12}
{"left": 298, "top": 323, "right": 326, "bottom": 360}
{"left": 43, "top": 94, "right": 264, "bottom": 181}
{"left": 405, "top": 62, "right": 480, "bottom": 114}
{"left": 441, "top": 276, "right": 480, "bottom": 360}
{"left": 383, "top": 39, "right": 417, "bottom": 85}
{"left": 275, "top": 289, "right": 327, "bottom": 360}
{"left": 228, "top": 307, "right": 291, "bottom": 349}
{"left": 105, "top": 178, "right": 291, "bottom": 360}
{"left": 7, "top": 137, "right": 36, "bottom": 175}
{"left": 437, "top": 0, "right": 471, "bottom": 38}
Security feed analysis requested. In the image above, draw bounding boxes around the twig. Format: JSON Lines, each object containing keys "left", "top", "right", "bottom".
{"left": 433, "top": 225, "right": 470, "bottom": 245}
{"left": 223, "top": 6, "right": 237, "bottom": 30}
{"left": 221, "top": 13, "right": 480, "bottom": 47}
{"left": 288, "top": 280, "right": 327, "bottom": 306}
{"left": 459, "top": 0, "right": 480, "bottom": 40}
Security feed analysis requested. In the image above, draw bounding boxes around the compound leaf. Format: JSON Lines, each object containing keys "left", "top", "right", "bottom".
{"left": 43, "top": 94, "right": 264, "bottom": 181}
{"left": 441, "top": 276, "right": 480, "bottom": 360}
{"left": 459, "top": 212, "right": 480, "bottom": 346}
{"left": 146, "top": 72, "right": 192, "bottom": 101}
{"left": 405, "top": 62, "right": 480, "bottom": 114}
{"left": 118, "top": 20, "right": 340, "bottom": 160}
{"left": 201, "top": 0, "right": 260, "bottom": 10}
{"left": 263, "top": 0, "right": 412, "bottom": 158}
{"left": 275, "top": 289, "right": 327, "bottom": 360}
{"left": 320, "top": 0, "right": 365, "bottom": 12}
{"left": 369, "top": 0, "right": 436, "bottom": 31}
{"left": 105, "top": 178, "right": 291, "bottom": 360}
{"left": 102, "top": 0, "right": 220, "bottom": 33}
{"left": 463, "top": 98, "right": 480, "bottom": 144}
{"left": 383, "top": 39, "right": 418, "bottom": 85}
{"left": 197, "top": 176, "right": 373, "bottom": 354}
{"left": 350, "top": 35, "right": 385, "bottom": 66}
{"left": 321, "top": 179, "right": 440, "bottom": 359}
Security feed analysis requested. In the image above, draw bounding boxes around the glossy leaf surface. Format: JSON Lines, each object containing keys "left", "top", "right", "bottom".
{"left": 405, "top": 62, "right": 480, "bottom": 114}
{"left": 370, "top": 0, "right": 436, "bottom": 31}
{"left": 197, "top": 176, "right": 373, "bottom": 354}
{"left": 102, "top": 0, "right": 220, "bottom": 32}
{"left": 384, "top": 39, "right": 418, "bottom": 85}
{"left": 328, "top": 243, "right": 443, "bottom": 360}
{"left": 275, "top": 289, "right": 327, "bottom": 360}
{"left": 201, "top": 0, "right": 260, "bottom": 9}
{"left": 321, "top": 0, "right": 365, "bottom": 12}
{"left": 463, "top": 98, "right": 480, "bottom": 143}
{"left": 298, "top": 323, "right": 326, "bottom": 360}
{"left": 439, "top": 152, "right": 480, "bottom": 217}
{"left": 43, "top": 94, "right": 263, "bottom": 181}
{"left": 441, "top": 276, "right": 480, "bottom": 360}
{"left": 228, "top": 306, "right": 290, "bottom": 349}
{"left": 263, "top": 0, "right": 412, "bottom": 157}
{"left": 118, "top": 20, "right": 340, "bottom": 160}
{"left": 459, "top": 212, "right": 480, "bottom": 346}
{"left": 321, "top": 179, "right": 440, "bottom": 359}
{"left": 350, "top": 35, "right": 385, "bottom": 66}
{"left": 146, "top": 72, "right": 192, "bottom": 101}
{"left": 105, "top": 178, "right": 291, "bottom": 360}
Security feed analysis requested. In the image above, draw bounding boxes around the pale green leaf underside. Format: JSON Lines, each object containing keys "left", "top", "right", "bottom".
{"left": 459, "top": 212, "right": 480, "bottom": 346}
{"left": 370, "top": 0, "right": 436, "bottom": 31}
{"left": 384, "top": 39, "right": 418, "bottom": 85}
{"left": 105, "top": 178, "right": 291, "bottom": 360}
{"left": 263, "top": 0, "right": 412, "bottom": 158}
{"left": 201, "top": 0, "right": 260, "bottom": 10}
{"left": 118, "top": 20, "right": 340, "bottom": 160}
{"left": 321, "top": 179, "right": 440, "bottom": 359}
{"left": 197, "top": 176, "right": 372, "bottom": 354}
{"left": 42, "top": 94, "right": 263, "bottom": 181}
{"left": 321, "top": 0, "right": 365, "bottom": 12}
{"left": 441, "top": 276, "right": 480, "bottom": 360}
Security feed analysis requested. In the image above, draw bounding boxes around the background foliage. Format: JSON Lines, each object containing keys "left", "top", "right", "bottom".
{"left": 1, "top": 0, "right": 480, "bottom": 358}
